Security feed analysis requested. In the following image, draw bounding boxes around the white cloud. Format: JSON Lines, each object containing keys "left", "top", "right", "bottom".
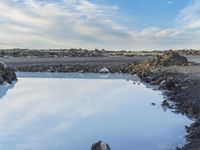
{"left": 0, "top": 0, "right": 199, "bottom": 50}
{"left": 0, "top": 0, "right": 133, "bottom": 50}
{"left": 176, "top": 0, "right": 200, "bottom": 29}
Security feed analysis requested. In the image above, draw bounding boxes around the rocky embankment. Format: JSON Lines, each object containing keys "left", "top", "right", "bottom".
{"left": 5, "top": 50, "right": 200, "bottom": 149}
{"left": 131, "top": 51, "right": 200, "bottom": 150}
{"left": 14, "top": 63, "right": 132, "bottom": 73}
{"left": 142, "top": 73, "right": 200, "bottom": 150}
{"left": 0, "top": 63, "right": 16, "bottom": 84}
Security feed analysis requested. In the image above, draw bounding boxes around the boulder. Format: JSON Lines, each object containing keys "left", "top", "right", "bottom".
{"left": 99, "top": 67, "right": 110, "bottom": 73}
{"left": 0, "top": 62, "right": 16, "bottom": 84}
{"left": 91, "top": 141, "right": 111, "bottom": 150}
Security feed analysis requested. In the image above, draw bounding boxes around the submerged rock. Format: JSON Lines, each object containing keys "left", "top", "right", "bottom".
{"left": 91, "top": 141, "right": 111, "bottom": 150}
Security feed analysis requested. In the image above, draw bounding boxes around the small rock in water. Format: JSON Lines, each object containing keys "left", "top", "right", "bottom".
{"left": 99, "top": 67, "right": 109, "bottom": 73}
{"left": 91, "top": 140, "right": 111, "bottom": 150}
{"left": 162, "top": 100, "right": 170, "bottom": 107}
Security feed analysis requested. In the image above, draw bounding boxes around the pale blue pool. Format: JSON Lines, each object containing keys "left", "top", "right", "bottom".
{"left": 0, "top": 72, "right": 192, "bottom": 150}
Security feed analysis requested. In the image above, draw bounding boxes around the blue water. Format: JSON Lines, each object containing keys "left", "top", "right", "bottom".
{"left": 0, "top": 72, "right": 192, "bottom": 150}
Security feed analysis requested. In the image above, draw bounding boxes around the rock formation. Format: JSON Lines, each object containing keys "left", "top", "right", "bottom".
{"left": 155, "top": 50, "right": 188, "bottom": 66}
{"left": 91, "top": 141, "right": 111, "bottom": 150}
{"left": 0, "top": 62, "right": 16, "bottom": 84}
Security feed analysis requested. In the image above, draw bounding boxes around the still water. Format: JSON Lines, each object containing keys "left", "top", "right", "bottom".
{"left": 0, "top": 72, "right": 192, "bottom": 150}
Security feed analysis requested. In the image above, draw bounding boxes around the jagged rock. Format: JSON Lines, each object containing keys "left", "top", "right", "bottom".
{"left": 155, "top": 51, "right": 188, "bottom": 66}
{"left": 91, "top": 141, "right": 111, "bottom": 150}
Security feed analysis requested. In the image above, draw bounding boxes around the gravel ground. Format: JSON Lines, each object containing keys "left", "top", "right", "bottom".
{"left": 1, "top": 56, "right": 152, "bottom": 67}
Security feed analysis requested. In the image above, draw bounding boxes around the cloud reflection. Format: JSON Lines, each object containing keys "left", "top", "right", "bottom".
{"left": 0, "top": 73, "right": 192, "bottom": 150}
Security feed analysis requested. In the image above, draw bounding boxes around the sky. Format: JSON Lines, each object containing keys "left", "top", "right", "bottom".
{"left": 0, "top": 0, "right": 200, "bottom": 50}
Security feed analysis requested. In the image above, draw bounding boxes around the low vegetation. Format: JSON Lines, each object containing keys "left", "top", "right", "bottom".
{"left": 0, "top": 48, "right": 199, "bottom": 58}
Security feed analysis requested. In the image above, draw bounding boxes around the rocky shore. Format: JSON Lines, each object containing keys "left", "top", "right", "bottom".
{"left": 138, "top": 70, "right": 200, "bottom": 150}
{"left": 3, "top": 50, "right": 200, "bottom": 149}
{"left": 132, "top": 52, "right": 200, "bottom": 149}
{"left": 131, "top": 51, "right": 200, "bottom": 149}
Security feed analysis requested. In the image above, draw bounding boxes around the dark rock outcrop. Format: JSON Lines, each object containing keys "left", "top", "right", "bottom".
{"left": 91, "top": 141, "right": 111, "bottom": 150}
{"left": 0, "top": 63, "right": 16, "bottom": 84}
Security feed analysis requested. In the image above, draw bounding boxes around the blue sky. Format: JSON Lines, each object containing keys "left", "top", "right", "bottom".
{"left": 0, "top": 0, "right": 200, "bottom": 50}
{"left": 104, "top": 0, "right": 191, "bottom": 28}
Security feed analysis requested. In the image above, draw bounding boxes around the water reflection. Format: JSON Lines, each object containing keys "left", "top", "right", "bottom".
{"left": 0, "top": 73, "right": 192, "bottom": 150}
{"left": 16, "top": 72, "right": 140, "bottom": 81}
{"left": 0, "top": 81, "right": 16, "bottom": 99}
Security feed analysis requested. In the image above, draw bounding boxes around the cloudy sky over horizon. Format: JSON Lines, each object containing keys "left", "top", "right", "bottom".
{"left": 0, "top": 0, "right": 200, "bottom": 50}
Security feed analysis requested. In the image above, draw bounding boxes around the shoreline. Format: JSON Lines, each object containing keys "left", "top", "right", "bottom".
{"left": 2, "top": 51, "right": 200, "bottom": 150}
